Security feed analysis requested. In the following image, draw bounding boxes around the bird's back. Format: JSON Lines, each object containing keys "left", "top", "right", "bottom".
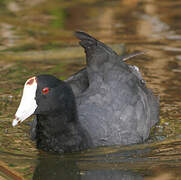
{"left": 74, "top": 32, "right": 159, "bottom": 146}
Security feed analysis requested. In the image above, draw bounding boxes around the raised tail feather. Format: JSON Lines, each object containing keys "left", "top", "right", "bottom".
{"left": 75, "top": 31, "right": 118, "bottom": 56}
{"left": 74, "top": 31, "right": 97, "bottom": 43}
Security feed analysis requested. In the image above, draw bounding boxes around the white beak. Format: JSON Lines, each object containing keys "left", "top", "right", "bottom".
{"left": 12, "top": 77, "right": 38, "bottom": 127}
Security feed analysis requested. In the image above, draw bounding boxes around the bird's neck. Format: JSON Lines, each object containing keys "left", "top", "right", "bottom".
{"left": 36, "top": 113, "right": 90, "bottom": 153}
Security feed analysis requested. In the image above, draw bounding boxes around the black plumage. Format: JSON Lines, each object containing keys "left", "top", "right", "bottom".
{"left": 20, "top": 31, "right": 159, "bottom": 153}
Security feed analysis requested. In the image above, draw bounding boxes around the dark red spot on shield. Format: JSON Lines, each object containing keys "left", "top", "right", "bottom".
{"left": 26, "top": 77, "right": 36, "bottom": 85}
{"left": 27, "top": 78, "right": 34, "bottom": 85}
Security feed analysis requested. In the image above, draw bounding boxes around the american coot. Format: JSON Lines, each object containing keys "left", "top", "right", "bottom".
{"left": 12, "top": 31, "right": 159, "bottom": 153}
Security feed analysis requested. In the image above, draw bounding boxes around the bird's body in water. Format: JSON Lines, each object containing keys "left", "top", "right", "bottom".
{"left": 12, "top": 31, "right": 159, "bottom": 153}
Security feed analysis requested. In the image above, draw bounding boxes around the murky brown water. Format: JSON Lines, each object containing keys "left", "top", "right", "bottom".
{"left": 0, "top": 0, "right": 181, "bottom": 179}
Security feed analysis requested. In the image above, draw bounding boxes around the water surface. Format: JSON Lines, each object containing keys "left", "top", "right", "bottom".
{"left": 0, "top": 0, "right": 181, "bottom": 179}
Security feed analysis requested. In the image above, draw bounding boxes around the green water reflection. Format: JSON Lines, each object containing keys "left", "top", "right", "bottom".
{"left": 0, "top": 0, "right": 181, "bottom": 179}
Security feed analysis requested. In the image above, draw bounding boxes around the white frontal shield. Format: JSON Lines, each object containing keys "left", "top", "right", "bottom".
{"left": 12, "top": 77, "right": 38, "bottom": 126}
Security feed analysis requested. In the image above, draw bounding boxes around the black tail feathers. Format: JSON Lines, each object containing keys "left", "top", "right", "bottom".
{"left": 75, "top": 31, "right": 117, "bottom": 56}
{"left": 75, "top": 31, "right": 97, "bottom": 49}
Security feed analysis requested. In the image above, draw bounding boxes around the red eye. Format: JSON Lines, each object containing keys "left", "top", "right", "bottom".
{"left": 42, "top": 87, "right": 49, "bottom": 94}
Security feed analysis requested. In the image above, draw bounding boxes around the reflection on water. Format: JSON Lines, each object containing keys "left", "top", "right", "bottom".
{"left": 0, "top": 0, "right": 181, "bottom": 179}
{"left": 32, "top": 139, "right": 181, "bottom": 180}
{"left": 33, "top": 156, "right": 143, "bottom": 180}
